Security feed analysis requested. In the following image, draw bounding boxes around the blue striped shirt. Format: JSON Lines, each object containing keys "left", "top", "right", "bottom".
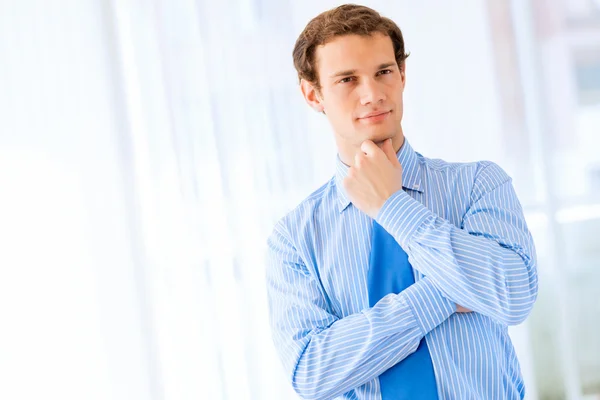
{"left": 266, "top": 138, "right": 538, "bottom": 400}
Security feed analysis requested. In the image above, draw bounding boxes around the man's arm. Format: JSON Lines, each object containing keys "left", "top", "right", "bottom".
{"left": 376, "top": 161, "right": 538, "bottom": 326}
{"left": 266, "top": 223, "right": 455, "bottom": 400}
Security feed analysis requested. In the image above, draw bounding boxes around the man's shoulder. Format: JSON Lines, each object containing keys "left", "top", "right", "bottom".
{"left": 271, "top": 177, "right": 337, "bottom": 237}
{"left": 419, "top": 153, "right": 510, "bottom": 182}
{"left": 419, "top": 152, "right": 493, "bottom": 172}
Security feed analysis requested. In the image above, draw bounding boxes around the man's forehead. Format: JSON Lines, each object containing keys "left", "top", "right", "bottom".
{"left": 315, "top": 33, "right": 396, "bottom": 72}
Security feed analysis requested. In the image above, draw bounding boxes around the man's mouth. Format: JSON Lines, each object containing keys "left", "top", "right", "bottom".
{"left": 359, "top": 110, "right": 391, "bottom": 122}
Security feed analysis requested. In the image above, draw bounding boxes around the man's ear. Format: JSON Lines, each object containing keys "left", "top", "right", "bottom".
{"left": 300, "top": 79, "right": 325, "bottom": 113}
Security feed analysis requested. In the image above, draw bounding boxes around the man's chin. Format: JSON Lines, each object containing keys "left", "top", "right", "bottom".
{"left": 352, "top": 128, "right": 396, "bottom": 148}
{"left": 371, "top": 136, "right": 393, "bottom": 148}
{"left": 366, "top": 129, "right": 394, "bottom": 144}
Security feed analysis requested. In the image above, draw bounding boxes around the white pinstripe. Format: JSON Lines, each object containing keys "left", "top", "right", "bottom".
{"left": 266, "top": 139, "right": 538, "bottom": 400}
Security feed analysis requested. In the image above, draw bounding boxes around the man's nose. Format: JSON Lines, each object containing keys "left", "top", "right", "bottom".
{"left": 359, "top": 79, "right": 386, "bottom": 106}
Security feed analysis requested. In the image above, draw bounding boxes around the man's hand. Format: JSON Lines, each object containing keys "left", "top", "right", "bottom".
{"left": 342, "top": 138, "right": 403, "bottom": 219}
{"left": 456, "top": 305, "right": 472, "bottom": 313}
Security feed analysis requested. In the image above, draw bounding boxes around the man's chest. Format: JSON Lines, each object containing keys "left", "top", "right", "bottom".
{"left": 308, "top": 190, "right": 467, "bottom": 318}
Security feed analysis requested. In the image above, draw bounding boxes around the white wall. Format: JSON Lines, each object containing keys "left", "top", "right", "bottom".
{"left": 0, "top": 2, "right": 157, "bottom": 399}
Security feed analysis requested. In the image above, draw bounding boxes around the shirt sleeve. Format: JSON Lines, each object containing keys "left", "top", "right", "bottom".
{"left": 265, "top": 222, "right": 455, "bottom": 400}
{"left": 376, "top": 161, "right": 538, "bottom": 327}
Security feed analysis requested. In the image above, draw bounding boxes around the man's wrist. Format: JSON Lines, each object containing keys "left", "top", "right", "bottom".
{"left": 375, "top": 189, "right": 431, "bottom": 247}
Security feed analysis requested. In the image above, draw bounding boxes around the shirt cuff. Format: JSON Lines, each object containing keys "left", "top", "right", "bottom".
{"left": 376, "top": 190, "right": 432, "bottom": 247}
{"left": 400, "top": 277, "right": 455, "bottom": 335}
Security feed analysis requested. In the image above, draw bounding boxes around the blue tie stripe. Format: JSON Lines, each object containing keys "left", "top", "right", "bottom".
{"left": 369, "top": 221, "right": 438, "bottom": 399}
{"left": 368, "top": 221, "right": 414, "bottom": 303}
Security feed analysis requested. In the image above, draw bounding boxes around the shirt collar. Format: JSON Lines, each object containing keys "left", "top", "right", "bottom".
{"left": 334, "top": 137, "right": 423, "bottom": 213}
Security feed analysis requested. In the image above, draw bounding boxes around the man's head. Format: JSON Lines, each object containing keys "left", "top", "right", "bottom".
{"left": 293, "top": 4, "right": 409, "bottom": 163}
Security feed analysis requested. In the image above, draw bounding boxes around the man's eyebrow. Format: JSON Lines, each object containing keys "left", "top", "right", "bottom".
{"left": 328, "top": 62, "right": 397, "bottom": 78}
{"left": 377, "top": 62, "right": 397, "bottom": 70}
{"left": 329, "top": 69, "right": 357, "bottom": 78}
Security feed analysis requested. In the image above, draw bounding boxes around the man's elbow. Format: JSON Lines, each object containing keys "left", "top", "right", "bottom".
{"left": 505, "top": 280, "right": 538, "bottom": 326}
{"left": 291, "top": 384, "right": 319, "bottom": 400}
{"left": 290, "top": 357, "right": 340, "bottom": 400}
{"left": 291, "top": 374, "right": 326, "bottom": 400}
{"left": 505, "top": 305, "right": 534, "bottom": 326}
{"left": 289, "top": 351, "right": 326, "bottom": 400}
{"left": 505, "top": 255, "right": 538, "bottom": 325}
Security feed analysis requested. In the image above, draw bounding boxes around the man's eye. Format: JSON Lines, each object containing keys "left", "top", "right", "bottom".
{"left": 339, "top": 77, "right": 355, "bottom": 83}
{"left": 378, "top": 69, "right": 393, "bottom": 76}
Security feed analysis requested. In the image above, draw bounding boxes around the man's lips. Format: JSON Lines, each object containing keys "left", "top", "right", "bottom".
{"left": 358, "top": 110, "right": 391, "bottom": 121}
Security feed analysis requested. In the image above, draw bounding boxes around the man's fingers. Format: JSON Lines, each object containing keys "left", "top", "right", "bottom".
{"left": 382, "top": 138, "right": 400, "bottom": 166}
{"left": 381, "top": 138, "right": 395, "bottom": 162}
{"left": 359, "top": 138, "right": 400, "bottom": 167}
{"left": 360, "top": 140, "right": 378, "bottom": 156}
{"left": 354, "top": 152, "right": 363, "bottom": 168}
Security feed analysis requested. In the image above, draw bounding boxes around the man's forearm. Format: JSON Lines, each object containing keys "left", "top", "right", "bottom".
{"left": 376, "top": 186, "right": 537, "bottom": 326}
{"left": 273, "top": 277, "right": 454, "bottom": 400}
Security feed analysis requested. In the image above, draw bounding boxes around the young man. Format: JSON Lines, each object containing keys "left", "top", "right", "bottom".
{"left": 266, "top": 4, "right": 538, "bottom": 400}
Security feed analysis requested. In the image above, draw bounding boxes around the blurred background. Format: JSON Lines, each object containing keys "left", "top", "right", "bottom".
{"left": 1, "top": 0, "right": 599, "bottom": 399}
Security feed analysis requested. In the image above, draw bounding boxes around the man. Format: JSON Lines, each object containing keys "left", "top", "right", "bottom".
{"left": 266, "top": 4, "right": 538, "bottom": 400}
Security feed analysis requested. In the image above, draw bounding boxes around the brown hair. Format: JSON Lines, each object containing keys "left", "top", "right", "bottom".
{"left": 292, "top": 4, "right": 410, "bottom": 91}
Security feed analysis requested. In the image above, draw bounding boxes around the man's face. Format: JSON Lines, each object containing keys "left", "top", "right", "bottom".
{"left": 302, "top": 33, "right": 406, "bottom": 153}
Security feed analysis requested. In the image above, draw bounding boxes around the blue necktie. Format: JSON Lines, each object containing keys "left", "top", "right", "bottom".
{"left": 368, "top": 221, "right": 439, "bottom": 399}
